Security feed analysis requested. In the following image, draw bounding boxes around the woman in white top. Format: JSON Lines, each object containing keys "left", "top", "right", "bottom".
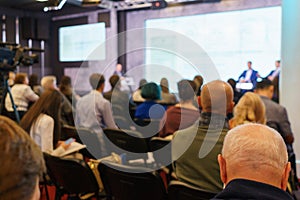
{"left": 5, "top": 73, "right": 39, "bottom": 119}
{"left": 20, "top": 89, "right": 69, "bottom": 156}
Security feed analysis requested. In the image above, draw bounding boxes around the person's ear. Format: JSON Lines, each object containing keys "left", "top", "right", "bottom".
{"left": 218, "top": 154, "right": 227, "bottom": 185}
{"left": 281, "top": 162, "right": 291, "bottom": 190}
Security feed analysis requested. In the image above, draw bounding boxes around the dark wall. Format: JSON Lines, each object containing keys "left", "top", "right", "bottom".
{"left": 0, "top": 7, "right": 52, "bottom": 79}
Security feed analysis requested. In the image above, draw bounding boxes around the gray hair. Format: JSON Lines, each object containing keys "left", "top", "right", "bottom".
{"left": 222, "top": 123, "right": 288, "bottom": 173}
{"left": 41, "top": 75, "right": 57, "bottom": 90}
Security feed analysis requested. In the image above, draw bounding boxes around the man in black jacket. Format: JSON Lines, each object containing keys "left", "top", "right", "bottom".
{"left": 212, "top": 124, "right": 292, "bottom": 200}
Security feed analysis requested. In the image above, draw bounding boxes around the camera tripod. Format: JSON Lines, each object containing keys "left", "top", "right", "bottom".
{"left": 0, "top": 71, "right": 20, "bottom": 123}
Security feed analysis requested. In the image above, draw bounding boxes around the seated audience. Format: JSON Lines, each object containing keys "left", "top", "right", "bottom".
{"left": 59, "top": 75, "right": 80, "bottom": 106}
{"left": 227, "top": 78, "right": 242, "bottom": 104}
{"left": 76, "top": 73, "right": 117, "bottom": 157}
{"left": 41, "top": 75, "right": 74, "bottom": 125}
{"left": 0, "top": 116, "right": 45, "bottom": 200}
{"left": 213, "top": 124, "right": 292, "bottom": 200}
{"left": 172, "top": 80, "right": 234, "bottom": 192}
{"left": 134, "top": 82, "right": 166, "bottom": 119}
{"left": 229, "top": 92, "right": 266, "bottom": 129}
{"left": 29, "top": 74, "right": 43, "bottom": 96}
{"left": 159, "top": 79, "right": 199, "bottom": 138}
{"left": 132, "top": 78, "right": 147, "bottom": 102}
{"left": 104, "top": 75, "right": 129, "bottom": 104}
{"left": 158, "top": 77, "right": 177, "bottom": 104}
{"left": 104, "top": 74, "right": 130, "bottom": 118}
{"left": 20, "top": 89, "right": 70, "bottom": 156}
{"left": 5, "top": 73, "right": 39, "bottom": 119}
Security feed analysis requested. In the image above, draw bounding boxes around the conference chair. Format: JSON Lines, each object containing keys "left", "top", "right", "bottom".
{"left": 60, "top": 124, "right": 82, "bottom": 142}
{"left": 98, "top": 160, "right": 167, "bottom": 200}
{"left": 61, "top": 125, "right": 102, "bottom": 159}
{"left": 43, "top": 153, "right": 102, "bottom": 200}
{"left": 133, "top": 118, "right": 161, "bottom": 138}
{"left": 168, "top": 180, "right": 217, "bottom": 200}
{"left": 149, "top": 137, "right": 171, "bottom": 167}
{"left": 149, "top": 137, "right": 173, "bottom": 182}
{"left": 103, "top": 128, "right": 149, "bottom": 162}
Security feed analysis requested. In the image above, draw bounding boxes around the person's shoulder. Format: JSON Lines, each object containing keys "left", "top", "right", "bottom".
{"left": 38, "top": 113, "right": 54, "bottom": 124}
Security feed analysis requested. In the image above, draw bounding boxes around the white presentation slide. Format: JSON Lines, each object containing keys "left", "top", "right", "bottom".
{"left": 59, "top": 22, "right": 106, "bottom": 62}
{"left": 145, "top": 6, "right": 281, "bottom": 92}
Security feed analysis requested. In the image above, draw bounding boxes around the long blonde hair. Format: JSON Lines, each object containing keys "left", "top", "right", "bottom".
{"left": 230, "top": 92, "right": 266, "bottom": 128}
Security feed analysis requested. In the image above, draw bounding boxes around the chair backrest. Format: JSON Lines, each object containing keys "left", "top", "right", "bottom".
{"left": 103, "top": 128, "right": 149, "bottom": 161}
{"left": 77, "top": 127, "right": 104, "bottom": 159}
{"left": 43, "top": 153, "right": 99, "bottom": 195}
{"left": 98, "top": 161, "right": 167, "bottom": 200}
{"left": 133, "top": 118, "right": 161, "bottom": 138}
{"left": 61, "top": 125, "right": 102, "bottom": 159}
{"left": 60, "top": 125, "right": 83, "bottom": 142}
{"left": 149, "top": 137, "right": 171, "bottom": 167}
{"left": 168, "top": 180, "right": 217, "bottom": 200}
{"left": 114, "top": 115, "right": 131, "bottom": 130}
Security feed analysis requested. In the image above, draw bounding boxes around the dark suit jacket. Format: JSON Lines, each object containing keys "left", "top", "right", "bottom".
{"left": 211, "top": 179, "right": 293, "bottom": 200}
{"left": 260, "top": 96, "right": 293, "bottom": 143}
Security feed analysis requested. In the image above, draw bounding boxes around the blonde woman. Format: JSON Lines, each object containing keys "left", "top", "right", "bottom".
{"left": 229, "top": 92, "right": 266, "bottom": 129}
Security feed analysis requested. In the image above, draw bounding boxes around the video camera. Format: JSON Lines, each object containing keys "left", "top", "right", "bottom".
{"left": 0, "top": 42, "right": 43, "bottom": 73}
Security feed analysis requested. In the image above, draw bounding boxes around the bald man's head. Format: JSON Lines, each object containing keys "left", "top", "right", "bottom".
{"left": 200, "top": 80, "right": 234, "bottom": 115}
{"left": 219, "top": 124, "right": 290, "bottom": 190}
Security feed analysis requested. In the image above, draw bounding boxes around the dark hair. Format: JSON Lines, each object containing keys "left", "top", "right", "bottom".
{"left": 20, "top": 89, "right": 63, "bottom": 147}
{"left": 89, "top": 73, "right": 105, "bottom": 90}
{"left": 276, "top": 60, "right": 281, "bottom": 64}
{"left": 248, "top": 61, "right": 252, "bottom": 65}
{"left": 138, "top": 79, "right": 147, "bottom": 89}
{"left": 178, "top": 79, "right": 196, "bottom": 101}
{"left": 59, "top": 75, "right": 72, "bottom": 96}
{"left": 227, "top": 78, "right": 237, "bottom": 89}
{"left": 0, "top": 116, "right": 45, "bottom": 200}
{"left": 141, "top": 82, "right": 161, "bottom": 100}
{"left": 29, "top": 74, "right": 39, "bottom": 89}
{"left": 255, "top": 78, "right": 274, "bottom": 90}
{"left": 14, "top": 73, "right": 27, "bottom": 84}
{"left": 109, "top": 75, "right": 120, "bottom": 89}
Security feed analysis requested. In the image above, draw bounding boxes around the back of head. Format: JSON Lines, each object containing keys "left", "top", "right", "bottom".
{"left": 41, "top": 75, "right": 57, "bottom": 90}
{"left": 200, "top": 80, "right": 233, "bottom": 115}
{"left": 109, "top": 75, "right": 120, "bottom": 89}
{"left": 138, "top": 79, "right": 147, "bottom": 89}
{"left": 29, "top": 74, "right": 39, "bottom": 87}
{"left": 141, "top": 82, "right": 161, "bottom": 100}
{"left": 14, "top": 73, "right": 28, "bottom": 84}
{"left": 177, "top": 79, "right": 196, "bottom": 101}
{"left": 222, "top": 123, "right": 288, "bottom": 186}
{"left": 160, "top": 77, "right": 169, "bottom": 93}
{"left": 60, "top": 75, "right": 72, "bottom": 86}
{"left": 193, "top": 75, "right": 204, "bottom": 87}
{"left": 227, "top": 78, "right": 236, "bottom": 90}
{"left": 89, "top": 73, "right": 105, "bottom": 90}
{"left": 0, "top": 116, "right": 45, "bottom": 200}
{"left": 231, "top": 92, "right": 266, "bottom": 127}
{"left": 256, "top": 78, "right": 273, "bottom": 91}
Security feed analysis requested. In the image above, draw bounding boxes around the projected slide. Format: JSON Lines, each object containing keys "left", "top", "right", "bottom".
{"left": 59, "top": 23, "right": 106, "bottom": 62}
{"left": 145, "top": 6, "right": 281, "bottom": 90}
